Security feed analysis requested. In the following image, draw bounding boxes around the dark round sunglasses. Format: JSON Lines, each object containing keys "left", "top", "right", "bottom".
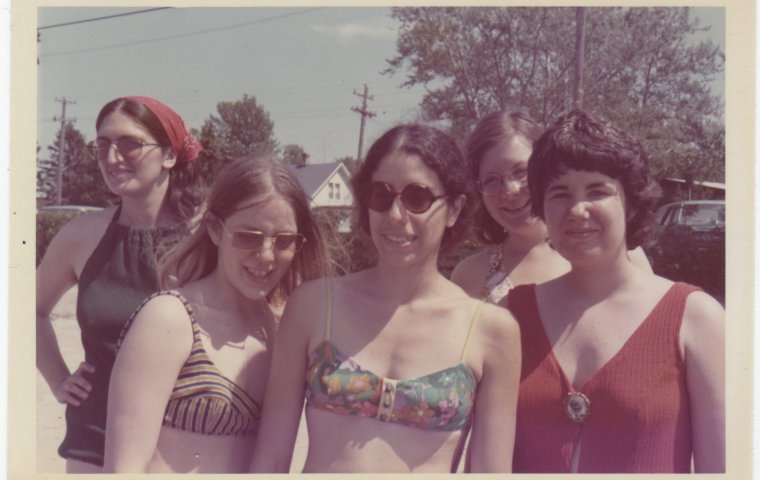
{"left": 366, "top": 182, "right": 447, "bottom": 214}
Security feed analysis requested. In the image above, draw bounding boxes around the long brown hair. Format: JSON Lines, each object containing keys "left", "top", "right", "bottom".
{"left": 465, "top": 111, "right": 542, "bottom": 244}
{"left": 159, "top": 154, "right": 331, "bottom": 304}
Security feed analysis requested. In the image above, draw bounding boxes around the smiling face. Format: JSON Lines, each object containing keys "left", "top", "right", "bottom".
{"left": 478, "top": 136, "right": 539, "bottom": 234}
{"left": 95, "top": 110, "right": 175, "bottom": 198}
{"left": 543, "top": 169, "right": 629, "bottom": 267}
{"left": 368, "top": 151, "right": 463, "bottom": 269}
{"left": 209, "top": 194, "right": 299, "bottom": 302}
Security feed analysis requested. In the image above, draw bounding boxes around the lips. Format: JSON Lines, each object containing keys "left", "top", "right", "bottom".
{"left": 243, "top": 265, "right": 273, "bottom": 281}
{"left": 501, "top": 197, "right": 531, "bottom": 213}
{"left": 564, "top": 227, "right": 598, "bottom": 239}
{"left": 382, "top": 233, "right": 416, "bottom": 247}
{"left": 107, "top": 167, "right": 134, "bottom": 179}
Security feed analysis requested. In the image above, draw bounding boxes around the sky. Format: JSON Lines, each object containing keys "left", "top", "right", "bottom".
{"left": 37, "top": 7, "right": 428, "bottom": 165}
{"left": 37, "top": 6, "right": 725, "bottom": 166}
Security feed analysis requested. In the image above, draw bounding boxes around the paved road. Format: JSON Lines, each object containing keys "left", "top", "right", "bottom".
{"left": 36, "top": 287, "right": 308, "bottom": 473}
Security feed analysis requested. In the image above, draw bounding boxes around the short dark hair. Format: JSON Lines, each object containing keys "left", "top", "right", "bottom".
{"left": 527, "top": 110, "right": 661, "bottom": 249}
{"left": 96, "top": 97, "right": 203, "bottom": 223}
{"left": 466, "top": 111, "right": 543, "bottom": 244}
{"left": 351, "top": 124, "right": 476, "bottom": 251}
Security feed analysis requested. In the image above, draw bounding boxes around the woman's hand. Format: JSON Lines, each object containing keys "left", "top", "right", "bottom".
{"left": 52, "top": 362, "right": 95, "bottom": 406}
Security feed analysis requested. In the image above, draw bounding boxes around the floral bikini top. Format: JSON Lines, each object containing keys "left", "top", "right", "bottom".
{"left": 119, "top": 291, "right": 261, "bottom": 437}
{"left": 304, "top": 283, "right": 483, "bottom": 432}
{"left": 483, "top": 246, "right": 514, "bottom": 303}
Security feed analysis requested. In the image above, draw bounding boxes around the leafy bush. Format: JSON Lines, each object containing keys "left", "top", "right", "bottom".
{"left": 36, "top": 211, "right": 80, "bottom": 266}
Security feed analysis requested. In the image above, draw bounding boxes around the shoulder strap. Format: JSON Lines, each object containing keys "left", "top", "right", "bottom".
{"left": 323, "top": 276, "right": 333, "bottom": 341}
{"left": 460, "top": 299, "right": 486, "bottom": 361}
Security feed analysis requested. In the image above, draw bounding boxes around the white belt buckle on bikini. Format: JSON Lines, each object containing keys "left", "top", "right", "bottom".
{"left": 376, "top": 379, "right": 398, "bottom": 422}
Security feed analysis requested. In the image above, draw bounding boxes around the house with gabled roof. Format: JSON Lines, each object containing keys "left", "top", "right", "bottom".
{"left": 290, "top": 161, "right": 354, "bottom": 209}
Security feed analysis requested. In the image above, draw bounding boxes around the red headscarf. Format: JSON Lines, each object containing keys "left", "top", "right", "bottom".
{"left": 125, "top": 96, "right": 202, "bottom": 163}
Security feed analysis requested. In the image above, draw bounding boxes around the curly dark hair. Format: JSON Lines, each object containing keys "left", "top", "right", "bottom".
{"left": 351, "top": 124, "right": 476, "bottom": 252}
{"left": 96, "top": 97, "right": 204, "bottom": 224}
{"left": 527, "top": 109, "right": 661, "bottom": 249}
{"left": 465, "top": 111, "right": 543, "bottom": 244}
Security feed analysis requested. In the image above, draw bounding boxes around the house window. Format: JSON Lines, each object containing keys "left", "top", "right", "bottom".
{"left": 328, "top": 183, "right": 334, "bottom": 199}
{"left": 334, "top": 183, "right": 340, "bottom": 200}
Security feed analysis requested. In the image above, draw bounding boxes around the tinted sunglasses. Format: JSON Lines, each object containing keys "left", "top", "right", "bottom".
{"left": 366, "top": 182, "right": 447, "bottom": 214}
{"left": 218, "top": 221, "right": 306, "bottom": 253}
{"left": 86, "top": 137, "right": 162, "bottom": 162}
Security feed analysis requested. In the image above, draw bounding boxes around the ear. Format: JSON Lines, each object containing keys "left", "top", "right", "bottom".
{"left": 446, "top": 194, "right": 467, "bottom": 228}
{"left": 206, "top": 217, "right": 222, "bottom": 246}
{"left": 162, "top": 150, "right": 177, "bottom": 170}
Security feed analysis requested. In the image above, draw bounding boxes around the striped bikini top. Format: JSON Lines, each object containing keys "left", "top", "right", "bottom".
{"left": 304, "top": 282, "right": 483, "bottom": 431}
{"left": 119, "top": 291, "right": 261, "bottom": 437}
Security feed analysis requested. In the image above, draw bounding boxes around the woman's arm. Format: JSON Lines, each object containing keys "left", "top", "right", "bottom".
{"left": 103, "top": 294, "right": 192, "bottom": 472}
{"left": 249, "top": 280, "right": 321, "bottom": 472}
{"left": 681, "top": 291, "right": 725, "bottom": 473}
{"left": 36, "top": 219, "right": 94, "bottom": 405}
{"left": 466, "top": 304, "right": 522, "bottom": 472}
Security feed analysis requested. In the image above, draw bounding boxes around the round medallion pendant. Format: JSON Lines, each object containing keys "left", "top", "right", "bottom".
{"left": 564, "top": 392, "right": 591, "bottom": 423}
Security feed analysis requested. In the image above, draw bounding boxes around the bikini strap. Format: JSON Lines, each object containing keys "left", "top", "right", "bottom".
{"left": 460, "top": 299, "right": 486, "bottom": 361}
{"left": 323, "top": 276, "right": 334, "bottom": 341}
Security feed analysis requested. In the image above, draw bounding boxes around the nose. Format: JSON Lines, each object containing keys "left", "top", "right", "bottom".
{"left": 255, "top": 238, "right": 277, "bottom": 261}
{"left": 502, "top": 178, "right": 523, "bottom": 196}
{"left": 568, "top": 199, "right": 590, "bottom": 218}
{"left": 102, "top": 144, "right": 122, "bottom": 164}
{"left": 386, "top": 195, "right": 409, "bottom": 224}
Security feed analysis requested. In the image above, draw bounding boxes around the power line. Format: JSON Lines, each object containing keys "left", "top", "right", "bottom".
{"left": 39, "top": 7, "right": 325, "bottom": 58}
{"left": 38, "top": 8, "right": 172, "bottom": 30}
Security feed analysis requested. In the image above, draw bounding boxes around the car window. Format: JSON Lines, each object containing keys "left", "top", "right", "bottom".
{"left": 680, "top": 204, "right": 724, "bottom": 226}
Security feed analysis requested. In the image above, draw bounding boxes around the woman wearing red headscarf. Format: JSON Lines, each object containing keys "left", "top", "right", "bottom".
{"left": 36, "top": 96, "right": 204, "bottom": 473}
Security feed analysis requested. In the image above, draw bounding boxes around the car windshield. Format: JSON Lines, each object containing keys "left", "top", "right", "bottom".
{"left": 681, "top": 204, "right": 724, "bottom": 226}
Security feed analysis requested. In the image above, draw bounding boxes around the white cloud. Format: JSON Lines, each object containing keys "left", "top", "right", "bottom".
{"left": 311, "top": 23, "right": 395, "bottom": 41}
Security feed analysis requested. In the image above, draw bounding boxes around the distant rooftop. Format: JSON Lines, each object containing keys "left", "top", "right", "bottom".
{"left": 290, "top": 161, "right": 345, "bottom": 197}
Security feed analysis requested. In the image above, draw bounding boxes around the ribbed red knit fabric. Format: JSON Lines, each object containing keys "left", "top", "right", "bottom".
{"left": 508, "top": 282, "right": 698, "bottom": 473}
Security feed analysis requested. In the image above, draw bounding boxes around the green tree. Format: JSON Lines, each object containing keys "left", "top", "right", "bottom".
{"left": 197, "top": 94, "right": 278, "bottom": 183}
{"left": 37, "top": 121, "right": 116, "bottom": 206}
{"left": 282, "top": 144, "right": 309, "bottom": 167}
{"left": 386, "top": 7, "right": 724, "bottom": 181}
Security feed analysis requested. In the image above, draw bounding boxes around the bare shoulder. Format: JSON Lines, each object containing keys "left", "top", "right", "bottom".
{"left": 279, "top": 276, "right": 331, "bottom": 343}
{"left": 43, "top": 207, "right": 116, "bottom": 265}
{"left": 451, "top": 249, "right": 491, "bottom": 297}
{"left": 682, "top": 288, "right": 725, "bottom": 331}
{"left": 130, "top": 291, "right": 193, "bottom": 332}
{"left": 57, "top": 207, "right": 115, "bottom": 241}
{"left": 475, "top": 301, "right": 520, "bottom": 346}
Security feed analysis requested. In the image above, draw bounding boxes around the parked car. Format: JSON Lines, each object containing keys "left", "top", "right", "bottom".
{"left": 645, "top": 200, "right": 725, "bottom": 303}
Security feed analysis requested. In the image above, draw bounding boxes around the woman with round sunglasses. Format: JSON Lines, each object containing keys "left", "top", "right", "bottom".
{"left": 452, "top": 110, "right": 650, "bottom": 304}
{"left": 36, "top": 96, "right": 204, "bottom": 472}
{"left": 509, "top": 110, "right": 724, "bottom": 472}
{"left": 103, "top": 155, "right": 330, "bottom": 473}
{"left": 250, "top": 124, "right": 521, "bottom": 473}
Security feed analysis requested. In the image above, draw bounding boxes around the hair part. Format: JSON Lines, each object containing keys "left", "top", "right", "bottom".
{"left": 465, "top": 110, "right": 543, "bottom": 245}
{"left": 527, "top": 109, "right": 661, "bottom": 249}
{"left": 351, "top": 124, "right": 476, "bottom": 252}
{"left": 96, "top": 97, "right": 204, "bottom": 223}
{"left": 159, "top": 154, "right": 331, "bottom": 304}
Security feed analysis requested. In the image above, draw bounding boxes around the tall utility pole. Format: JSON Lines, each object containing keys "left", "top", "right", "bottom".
{"left": 54, "top": 96, "right": 75, "bottom": 205}
{"left": 351, "top": 84, "right": 376, "bottom": 163}
{"left": 573, "top": 8, "right": 586, "bottom": 110}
